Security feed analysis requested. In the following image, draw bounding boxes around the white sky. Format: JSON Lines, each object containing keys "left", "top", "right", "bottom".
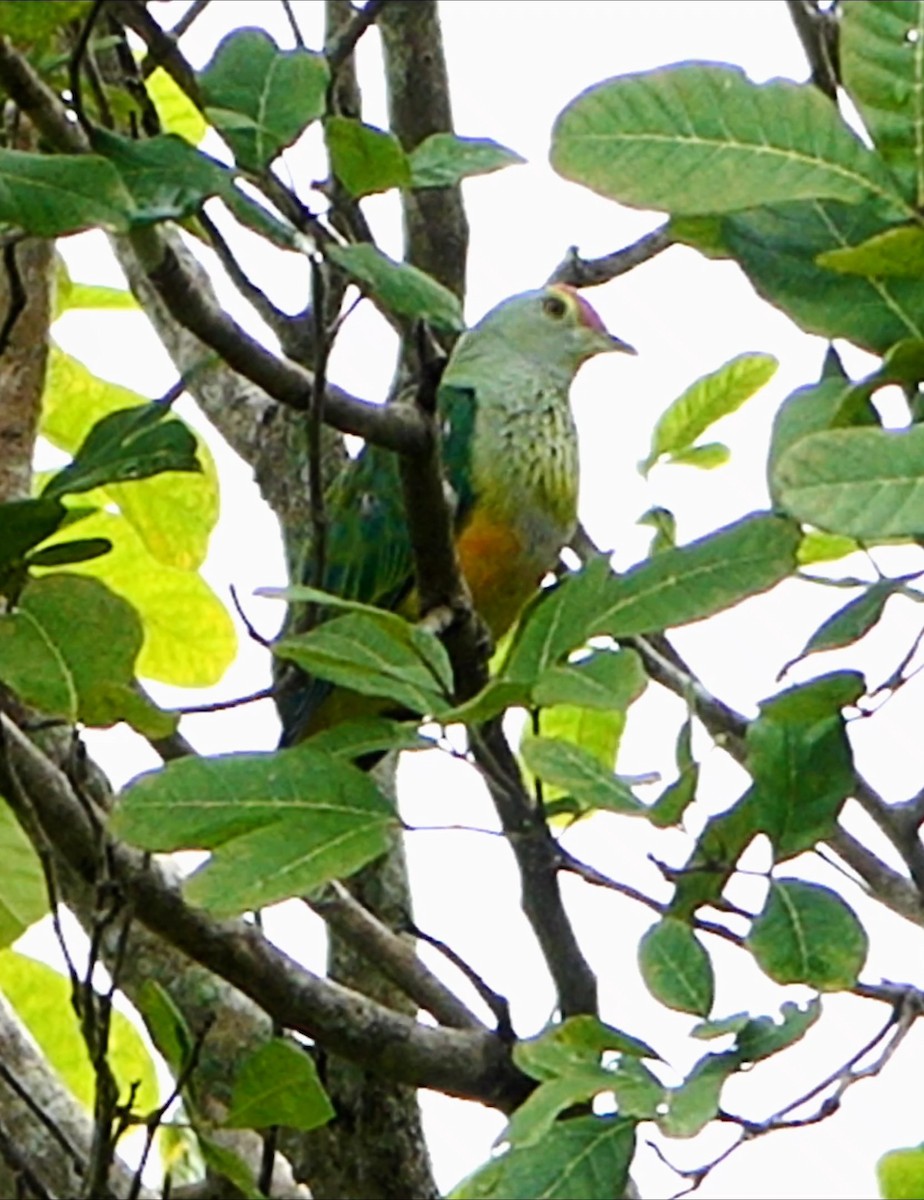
{"left": 27, "top": 2, "right": 924, "bottom": 1197}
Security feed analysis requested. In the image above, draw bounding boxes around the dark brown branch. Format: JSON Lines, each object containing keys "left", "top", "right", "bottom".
{"left": 306, "top": 883, "right": 484, "bottom": 1031}
{"left": 548, "top": 223, "right": 674, "bottom": 288}
{"left": 0, "top": 713, "right": 532, "bottom": 1111}
{"left": 327, "top": 0, "right": 388, "bottom": 75}
{"left": 786, "top": 0, "right": 840, "bottom": 101}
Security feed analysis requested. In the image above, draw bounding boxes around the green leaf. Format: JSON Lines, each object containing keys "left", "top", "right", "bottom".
{"left": 43, "top": 401, "right": 200, "bottom": 500}
{"left": 841, "top": 1, "right": 924, "bottom": 206}
{"left": 746, "top": 878, "right": 868, "bottom": 990}
{"left": 0, "top": 148, "right": 134, "bottom": 236}
{"left": 112, "top": 747, "right": 397, "bottom": 914}
{"left": 768, "top": 373, "right": 876, "bottom": 493}
{"left": 817, "top": 225, "right": 924, "bottom": 277}
{"left": 642, "top": 352, "right": 777, "bottom": 473}
{"left": 37, "top": 508, "right": 235, "bottom": 688}
{"left": 409, "top": 133, "right": 525, "bottom": 188}
{"left": 648, "top": 718, "right": 698, "bottom": 828}
{"left": 797, "top": 531, "right": 860, "bottom": 565}
{"left": 734, "top": 998, "right": 821, "bottom": 1063}
{"left": 663, "top": 442, "right": 730, "bottom": 470}
{"left": 638, "top": 918, "right": 714, "bottom": 1016}
{"left": 658, "top": 1052, "right": 740, "bottom": 1138}
{"left": 303, "top": 717, "right": 432, "bottom": 761}
{"left": 0, "top": 949, "right": 159, "bottom": 1113}
{"left": 504, "top": 1070, "right": 621, "bottom": 1149}
{"left": 26, "top": 538, "right": 111, "bottom": 568}
{"left": 592, "top": 513, "right": 801, "bottom": 638}
{"left": 533, "top": 706, "right": 628, "bottom": 817}
{"left": 748, "top": 675, "right": 856, "bottom": 859}
{"left": 724, "top": 200, "right": 924, "bottom": 354}
{"left": 774, "top": 424, "right": 924, "bottom": 538}
{"left": 532, "top": 648, "right": 647, "bottom": 711}
{"left": 199, "top": 28, "right": 329, "bottom": 169}
{"left": 136, "top": 980, "right": 193, "bottom": 1083}
{"left": 43, "top": 349, "right": 219, "bottom": 570}
{"left": 0, "top": 498, "right": 66, "bottom": 574}
{"left": 514, "top": 1016, "right": 658, "bottom": 1082}
{"left": 450, "top": 1116, "right": 635, "bottom": 1200}
{"left": 198, "top": 1137, "right": 260, "bottom": 1200}
{"left": 147, "top": 66, "right": 208, "bottom": 146}
{"left": 788, "top": 578, "right": 909, "bottom": 666}
{"left": 878, "top": 1145, "right": 924, "bottom": 1200}
{"left": 224, "top": 1039, "right": 334, "bottom": 1132}
{"left": 551, "top": 64, "right": 907, "bottom": 216}
{"left": 0, "top": 574, "right": 172, "bottom": 734}
{"left": 327, "top": 243, "right": 464, "bottom": 333}
{"left": 670, "top": 788, "right": 761, "bottom": 919}
{"left": 638, "top": 505, "right": 677, "bottom": 553}
{"left": 326, "top": 117, "right": 411, "bottom": 197}
{"left": 276, "top": 611, "right": 452, "bottom": 718}
{"left": 521, "top": 736, "right": 643, "bottom": 814}
{"left": 0, "top": 801, "right": 47, "bottom": 948}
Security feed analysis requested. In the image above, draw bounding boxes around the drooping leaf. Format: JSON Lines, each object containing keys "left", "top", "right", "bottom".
{"left": 638, "top": 505, "right": 677, "bottom": 553}
{"left": 746, "top": 878, "right": 868, "bottom": 990}
{"left": 199, "top": 28, "right": 329, "bottom": 169}
{"left": 786, "top": 578, "right": 911, "bottom": 668}
{"left": 638, "top": 918, "right": 714, "bottom": 1016}
{"left": 224, "top": 1039, "right": 334, "bottom": 1132}
{"left": 326, "top": 117, "right": 411, "bottom": 197}
{"left": 520, "top": 736, "right": 643, "bottom": 814}
{"left": 551, "top": 65, "right": 907, "bottom": 216}
{"left": 734, "top": 998, "right": 821, "bottom": 1063}
{"left": 841, "top": 1, "right": 924, "bottom": 206}
{"left": 147, "top": 66, "right": 208, "bottom": 146}
{"left": 0, "top": 949, "right": 159, "bottom": 1113}
{"left": 327, "top": 243, "right": 464, "bottom": 332}
{"left": 663, "top": 442, "right": 730, "bottom": 470}
{"left": 450, "top": 1116, "right": 635, "bottom": 1200}
{"left": 641, "top": 352, "right": 777, "bottom": 473}
{"left": 409, "top": 133, "right": 525, "bottom": 188}
{"left": 648, "top": 718, "right": 698, "bottom": 827}
{"left": 773, "top": 424, "right": 924, "bottom": 538}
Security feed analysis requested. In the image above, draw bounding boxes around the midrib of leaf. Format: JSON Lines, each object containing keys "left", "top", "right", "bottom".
{"left": 258, "top": 821, "right": 389, "bottom": 885}
{"left": 542, "top": 1122, "right": 619, "bottom": 1197}
{"left": 19, "top": 608, "right": 77, "bottom": 716}
{"left": 585, "top": 126, "right": 910, "bottom": 214}
{"left": 912, "top": 4, "right": 924, "bottom": 206}
{"left": 775, "top": 885, "right": 810, "bottom": 975}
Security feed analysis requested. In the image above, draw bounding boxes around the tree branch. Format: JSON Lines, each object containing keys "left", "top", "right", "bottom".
{"left": 548, "top": 223, "right": 674, "bottom": 288}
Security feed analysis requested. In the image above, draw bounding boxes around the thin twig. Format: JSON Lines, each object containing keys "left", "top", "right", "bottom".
{"left": 406, "top": 920, "right": 513, "bottom": 1039}
{"left": 326, "top": 0, "right": 388, "bottom": 74}
{"left": 548, "top": 224, "right": 674, "bottom": 288}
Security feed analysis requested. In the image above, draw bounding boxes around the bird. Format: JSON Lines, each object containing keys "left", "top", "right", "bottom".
{"left": 278, "top": 283, "right": 634, "bottom": 744}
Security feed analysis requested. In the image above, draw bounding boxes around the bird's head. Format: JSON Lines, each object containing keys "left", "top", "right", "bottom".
{"left": 468, "top": 284, "right": 635, "bottom": 379}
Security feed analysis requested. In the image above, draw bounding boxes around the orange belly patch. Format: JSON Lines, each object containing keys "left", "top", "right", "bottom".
{"left": 455, "top": 509, "right": 541, "bottom": 637}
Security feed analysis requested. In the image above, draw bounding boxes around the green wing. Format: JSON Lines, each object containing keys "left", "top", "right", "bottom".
{"left": 279, "top": 384, "right": 476, "bottom": 743}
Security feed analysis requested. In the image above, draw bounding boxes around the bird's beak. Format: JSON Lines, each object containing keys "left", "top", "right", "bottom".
{"left": 603, "top": 331, "right": 637, "bottom": 356}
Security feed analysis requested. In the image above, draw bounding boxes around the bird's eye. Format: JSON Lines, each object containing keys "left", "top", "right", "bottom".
{"left": 542, "top": 293, "right": 568, "bottom": 319}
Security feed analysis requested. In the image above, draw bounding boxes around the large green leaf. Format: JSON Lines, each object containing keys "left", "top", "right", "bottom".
{"left": 0, "top": 149, "right": 134, "bottom": 235}
{"left": 658, "top": 1052, "right": 740, "bottom": 1138}
{"left": 199, "top": 28, "right": 329, "bottom": 170}
{"left": 224, "top": 1039, "right": 334, "bottom": 1132}
{"left": 746, "top": 879, "right": 868, "bottom": 990}
{"left": 841, "top": 1, "right": 924, "bottom": 206}
{"left": 0, "top": 574, "right": 173, "bottom": 734}
{"left": 638, "top": 918, "right": 714, "bottom": 1016}
{"left": 724, "top": 200, "right": 924, "bottom": 353}
{"left": 42, "top": 349, "right": 219, "bottom": 570}
{"left": 112, "top": 747, "right": 397, "bottom": 914}
{"left": 773, "top": 424, "right": 924, "bottom": 537}
{"left": 591, "top": 513, "right": 800, "bottom": 638}
{"left": 326, "top": 117, "right": 410, "bottom": 197}
{"left": 641, "top": 352, "right": 777, "bottom": 474}
{"left": 0, "top": 949, "right": 159, "bottom": 1113}
{"left": 409, "top": 134, "right": 525, "bottom": 188}
{"left": 551, "top": 64, "right": 907, "bottom": 216}
{"left": 327, "top": 243, "right": 464, "bottom": 332}
{"left": 0, "top": 802, "right": 47, "bottom": 947}
{"left": 451, "top": 1116, "right": 635, "bottom": 1200}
